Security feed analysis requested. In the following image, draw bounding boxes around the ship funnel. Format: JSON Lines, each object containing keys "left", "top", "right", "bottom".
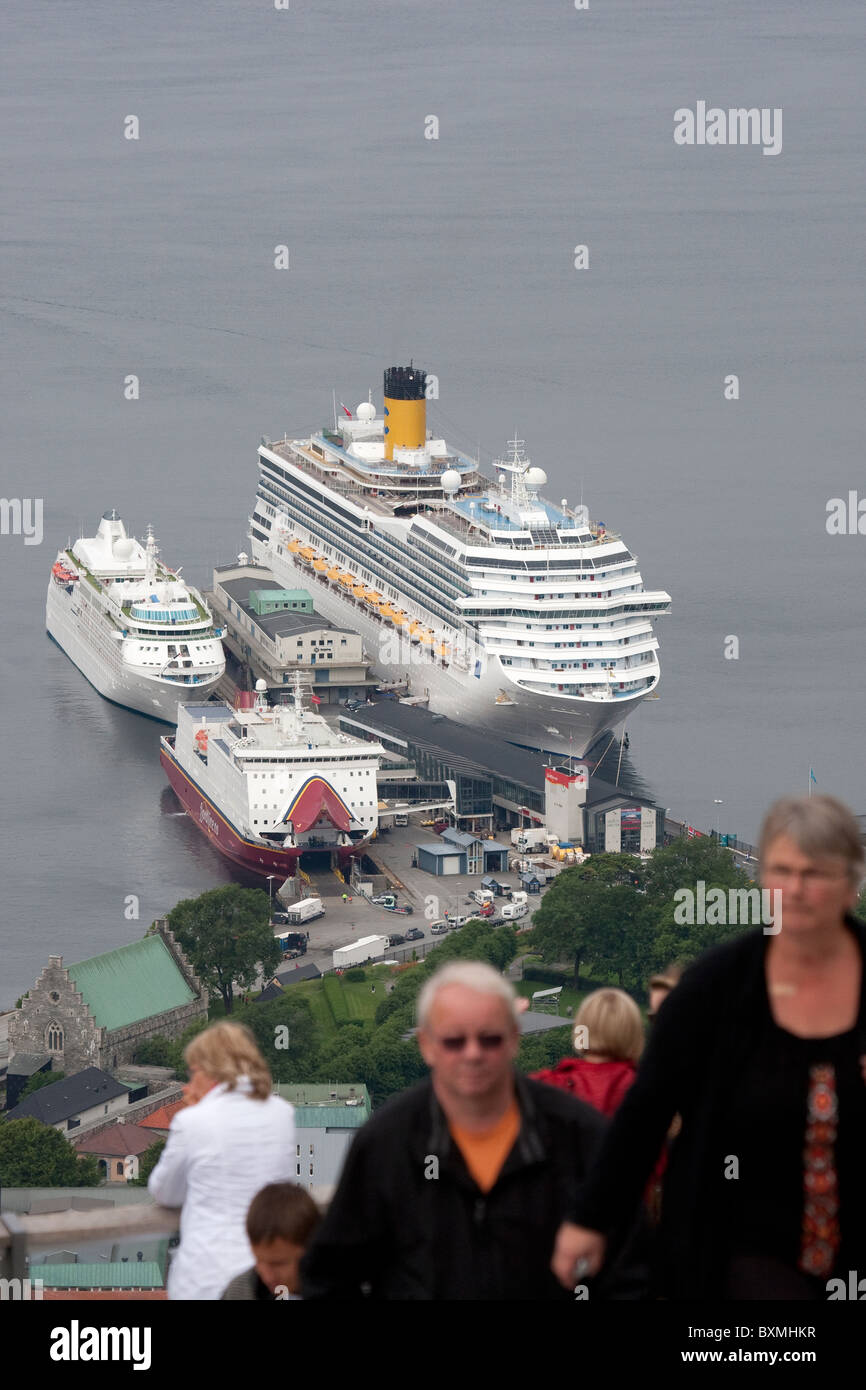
{"left": 383, "top": 364, "right": 426, "bottom": 461}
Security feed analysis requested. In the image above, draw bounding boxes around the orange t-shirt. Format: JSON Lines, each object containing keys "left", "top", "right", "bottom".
{"left": 449, "top": 1100, "right": 521, "bottom": 1193}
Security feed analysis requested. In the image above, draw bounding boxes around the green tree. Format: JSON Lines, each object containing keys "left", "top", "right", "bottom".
{"left": 130, "top": 1139, "right": 165, "bottom": 1187}
{"left": 230, "top": 993, "right": 320, "bottom": 1084}
{"left": 19, "top": 1069, "right": 65, "bottom": 1102}
{"left": 531, "top": 869, "right": 609, "bottom": 983}
{"left": 647, "top": 838, "right": 754, "bottom": 969}
{"left": 168, "top": 885, "right": 281, "bottom": 1014}
{"left": 0, "top": 1118, "right": 101, "bottom": 1187}
{"left": 517, "top": 1025, "right": 574, "bottom": 1074}
{"left": 582, "top": 885, "right": 657, "bottom": 993}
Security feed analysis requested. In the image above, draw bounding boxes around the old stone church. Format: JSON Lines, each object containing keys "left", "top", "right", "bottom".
{"left": 8, "top": 922, "right": 208, "bottom": 1077}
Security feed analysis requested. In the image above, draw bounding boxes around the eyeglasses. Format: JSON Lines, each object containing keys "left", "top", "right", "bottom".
{"left": 437, "top": 1033, "right": 506, "bottom": 1052}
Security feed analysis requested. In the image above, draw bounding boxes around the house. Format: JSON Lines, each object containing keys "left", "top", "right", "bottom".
{"left": 273, "top": 1084, "right": 371, "bottom": 1192}
{"left": 72, "top": 1123, "right": 158, "bottom": 1182}
{"left": 5, "top": 1068, "right": 132, "bottom": 1134}
{"left": 7, "top": 923, "right": 207, "bottom": 1078}
{"left": 4, "top": 1052, "right": 52, "bottom": 1112}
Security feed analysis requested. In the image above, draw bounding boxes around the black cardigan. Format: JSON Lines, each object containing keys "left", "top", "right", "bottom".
{"left": 569, "top": 914, "right": 866, "bottom": 1299}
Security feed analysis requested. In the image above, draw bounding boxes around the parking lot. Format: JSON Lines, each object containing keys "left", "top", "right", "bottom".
{"left": 289, "top": 824, "right": 553, "bottom": 973}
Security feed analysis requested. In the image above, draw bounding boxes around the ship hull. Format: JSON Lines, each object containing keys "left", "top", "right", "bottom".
{"left": 251, "top": 539, "right": 646, "bottom": 756}
{"left": 160, "top": 740, "right": 368, "bottom": 878}
{"left": 46, "top": 577, "right": 222, "bottom": 723}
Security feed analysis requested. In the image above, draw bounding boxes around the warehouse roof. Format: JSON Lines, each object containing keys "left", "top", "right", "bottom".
{"left": 36, "top": 1263, "right": 164, "bottom": 1290}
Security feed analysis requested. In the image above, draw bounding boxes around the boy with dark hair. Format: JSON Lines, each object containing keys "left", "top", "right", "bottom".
{"left": 221, "top": 1182, "right": 321, "bottom": 1300}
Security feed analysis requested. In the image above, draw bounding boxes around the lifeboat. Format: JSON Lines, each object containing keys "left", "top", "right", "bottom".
{"left": 287, "top": 539, "right": 301, "bottom": 553}
{"left": 365, "top": 591, "right": 383, "bottom": 604}
{"left": 407, "top": 619, "right": 422, "bottom": 637}
{"left": 379, "top": 602, "right": 396, "bottom": 620}
{"left": 419, "top": 630, "right": 434, "bottom": 645}
{"left": 298, "top": 546, "right": 315, "bottom": 561}
{"left": 313, "top": 558, "right": 328, "bottom": 572}
{"left": 436, "top": 642, "right": 449, "bottom": 658}
{"left": 391, "top": 610, "right": 408, "bottom": 627}
{"left": 339, "top": 572, "right": 356, "bottom": 588}
{"left": 194, "top": 729, "right": 209, "bottom": 753}
{"left": 327, "top": 565, "right": 341, "bottom": 581}
{"left": 352, "top": 584, "right": 367, "bottom": 600}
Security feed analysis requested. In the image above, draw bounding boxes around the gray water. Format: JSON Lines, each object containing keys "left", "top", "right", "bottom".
{"left": 1, "top": 0, "right": 864, "bottom": 1006}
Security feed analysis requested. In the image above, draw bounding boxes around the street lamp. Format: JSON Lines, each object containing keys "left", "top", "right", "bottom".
{"left": 267, "top": 875, "right": 276, "bottom": 918}
{"left": 713, "top": 800, "right": 723, "bottom": 838}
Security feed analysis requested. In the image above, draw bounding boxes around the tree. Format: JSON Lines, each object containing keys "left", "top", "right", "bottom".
{"left": 19, "top": 1069, "right": 65, "bottom": 1102}
{"left": 130, "top": 1139, "right": 165, "bottom": 1187}
{"left": 168, "top": 885, "right": 281, "bottom": 1013}
{"left": 230, "top": 993, "right": 320, "bottom": 1084}
{"left": 530, "top": 869, "right": 608, "bottom": 983}
{"left": 646, "top": 838, "right": 753, "bottom": 969}
{"left": 0, "top": 1118, "right": 101, "bottom": 1187}
{"left": 517, "top": 1025, "right": 574, "bottom": 1074}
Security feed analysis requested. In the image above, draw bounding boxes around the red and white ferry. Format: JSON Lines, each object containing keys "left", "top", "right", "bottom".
{"left": 160, "top": 676, "right": 384, "bottom": 877}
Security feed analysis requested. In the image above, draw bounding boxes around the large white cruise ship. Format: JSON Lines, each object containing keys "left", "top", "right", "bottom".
{"left": 248, "top": 367, "right": 671, "bottom": 757}
{"left": 46, "top": 511, "right": 225, "bottom": 721}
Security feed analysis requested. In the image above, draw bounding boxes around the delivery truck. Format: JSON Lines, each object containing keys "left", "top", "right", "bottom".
{"left": 510, "top": 827, "right": 550, "bottom": 853}
{"left": 282, "top": 897, "right": 325, "bottom": 925}
{"left": 333, "top": 934, "right": 389, "bottom": 970}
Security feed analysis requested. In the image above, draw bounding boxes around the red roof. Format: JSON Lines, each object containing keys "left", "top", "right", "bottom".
{"left": 73, "top": 1123, "right": 156, "bottom": 1157}
{"left": 139, "top": 1099, "right": 185, "bottom": 1130}
{"left": 285, "top": 776, "right": 354, "bottom": 833}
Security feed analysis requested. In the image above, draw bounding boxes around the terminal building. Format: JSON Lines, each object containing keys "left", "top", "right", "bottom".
{"left": 340, "top": 700, "right": 666, "bottom": 854}
{"left": 208, "top": 560, "right": 375, "bottom": 705}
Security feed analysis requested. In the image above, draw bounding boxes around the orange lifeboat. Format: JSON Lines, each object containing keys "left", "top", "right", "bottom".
{"left": 194, "top": 729, "right": 209, "bottom": 753}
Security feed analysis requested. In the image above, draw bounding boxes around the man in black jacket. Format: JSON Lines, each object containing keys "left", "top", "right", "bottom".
{"left": 301, "top": 961, "right": 647, "bottom": 1299}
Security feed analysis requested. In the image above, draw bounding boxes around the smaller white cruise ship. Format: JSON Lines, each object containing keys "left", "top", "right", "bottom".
{"left": 46, "top": 510, "right": 226, "bottom": 721}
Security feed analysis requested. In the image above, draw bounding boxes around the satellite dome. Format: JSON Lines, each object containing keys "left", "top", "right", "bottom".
{"left": 525, "top": 467, "right": 547, "bottom": 488}
{"left": 255, "top": 679, "right": 268, "bottom": 692}
{"left": 113, "top": 537, "right": 136, "bottom": 559}
{"left": 356, "top": 401, "right": 376, "bottom": 422}
{"left": 440, "top": 469, "right": 461, "bottom": 493}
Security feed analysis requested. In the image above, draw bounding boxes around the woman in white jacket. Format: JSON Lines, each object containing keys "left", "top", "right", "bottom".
{"left": 149, "top": 1020, "right": 296, "bottom": 1299}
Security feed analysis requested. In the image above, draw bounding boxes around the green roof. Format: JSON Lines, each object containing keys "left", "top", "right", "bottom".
{"left": 293, "top": 1105, "right": 370, "bottom": 1129}
{"left": 34, "top": 1262, "right": 163, "bottom": 1289}
{"left": 68, "top": 935, "right": 195, "bottom": 1031}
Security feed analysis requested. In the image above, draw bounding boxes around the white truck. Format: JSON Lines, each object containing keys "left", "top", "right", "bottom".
{"left": 333, "top": 934, "right": 389, "bottom": 969}
{"left": 511, "top": 827, "right": 549, "bottom": 853}
{"left": 284, "top": 897, "right": 325, "bottom": 925}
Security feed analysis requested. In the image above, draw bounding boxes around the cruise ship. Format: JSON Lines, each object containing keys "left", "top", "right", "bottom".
{"left": 248, "top": 366, "right": 671, "bottom": 758}
{"left": 46, "top": 511, "right": 225, "bottom": 722}
{"left": 160, "top": 677, "right": 385, "bottom": 877}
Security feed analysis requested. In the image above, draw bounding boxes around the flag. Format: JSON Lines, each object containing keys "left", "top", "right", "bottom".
{"left": 810, "top": 768, "right": 817, "bottom": 785}
{"left": 340, "top": 403, "right": 352, "bottom": 418}
{"left": 310, "top": 693, "right": 322, "bottom": 705}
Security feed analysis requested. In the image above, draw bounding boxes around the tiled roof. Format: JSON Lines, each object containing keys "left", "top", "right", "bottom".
{"left": 67, "top": 935, "right": 195, "bottom": 1031}
{"left": 139, "top": 1100, "right": 185, "bottom": 1130}
{"left": 36, "top": 1263, "right": 164, "bottom": 1290}
{"left": 73, "top": 1123, "right": 156, "bottom": 1157}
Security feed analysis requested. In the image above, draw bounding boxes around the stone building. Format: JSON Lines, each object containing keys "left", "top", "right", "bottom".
{"left": 8, "top": 923, "right": 207, "bottom": 1078}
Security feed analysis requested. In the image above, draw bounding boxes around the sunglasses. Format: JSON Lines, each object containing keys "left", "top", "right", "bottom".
{"left": 437, "top": 1033, "right": 506, "bottom": 1052}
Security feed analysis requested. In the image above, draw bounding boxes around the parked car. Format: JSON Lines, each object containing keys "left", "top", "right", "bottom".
{"left": 478, "top": 902, "right": 495, "bottom": 918}
{"left": 405, "top": 927, "right": 424, "bottom": 941}
{"left": 432, "top": 819, "right": 449, "bottom": 834}
{"left": 431, "top": 921, "right": 449, "bottom": 935}
{"left": 386, "top": 933, "right": 406, "bottom": 948}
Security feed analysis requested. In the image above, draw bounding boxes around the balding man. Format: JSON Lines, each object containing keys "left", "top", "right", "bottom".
{"left": 301, "top": 961, "right": 647, "bottom": 1299}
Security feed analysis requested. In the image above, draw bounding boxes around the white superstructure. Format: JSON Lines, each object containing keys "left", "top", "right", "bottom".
{"left": 46, "top": 511, "right": 225, "bottom": 721}
{"left": 160, "top": 677, "right": 385, "bottom": 875}
{"left": 248, "top": 367, "right": 671, "bottom": 757}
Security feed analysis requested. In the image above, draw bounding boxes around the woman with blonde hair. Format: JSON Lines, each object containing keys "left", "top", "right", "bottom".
{"left": 149, "top": 1020, "right": 296, "bottom": 1299}
{"left": 531, "top": 988, "right": 645, "bottom": 1116}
